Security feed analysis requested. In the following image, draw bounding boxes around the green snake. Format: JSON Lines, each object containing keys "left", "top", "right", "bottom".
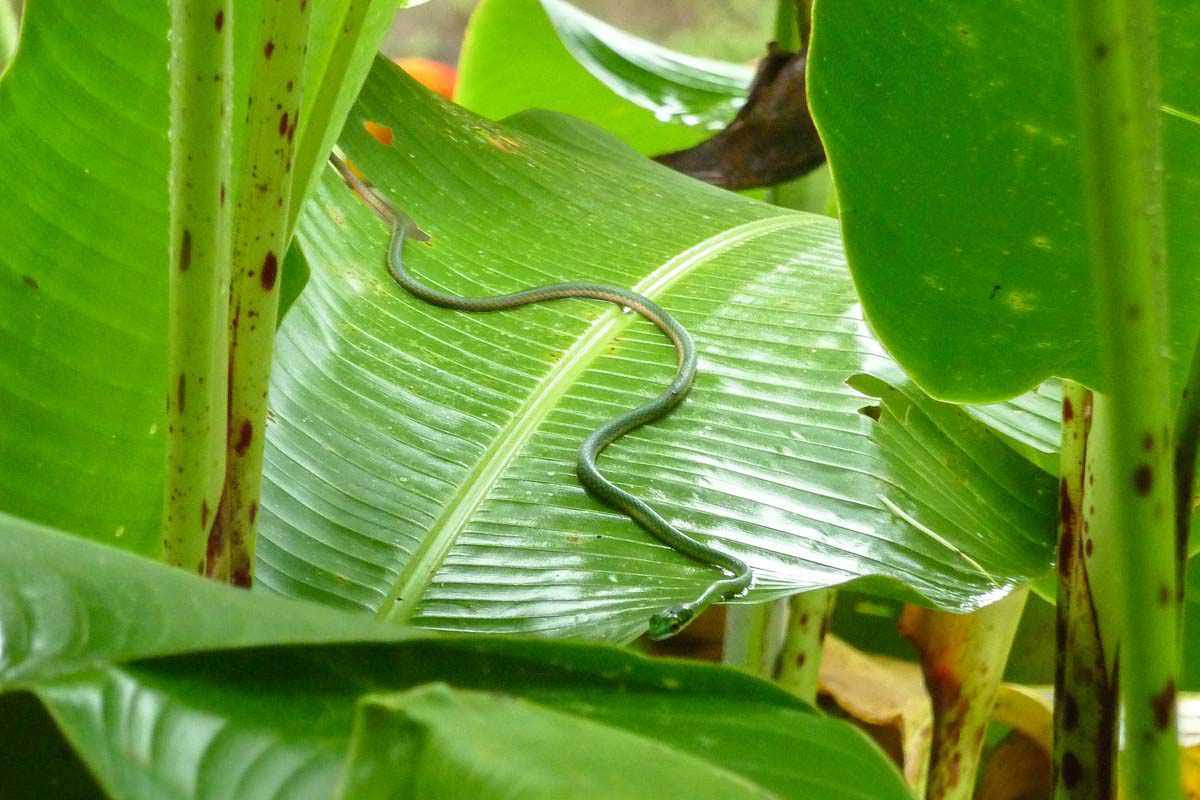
{"left": 332, "top": 156, "right": 752, "bottom": 638}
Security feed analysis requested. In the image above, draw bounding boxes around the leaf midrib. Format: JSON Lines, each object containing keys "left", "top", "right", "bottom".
{"left": 379, "top": 214, "right": 809, "bottom": 624}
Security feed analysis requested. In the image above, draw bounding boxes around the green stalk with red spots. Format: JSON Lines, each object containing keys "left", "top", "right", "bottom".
{"left": 164, "top": 0, "right": 233, "bottom": 574}
{"left": 1067, "top": 0, "right": 1179, "bottom": 796}
{"left": 900, "top": 589, "right": 1027, "bottom": 800}
{"left": 775, "top": 591, "right": 834, "bottom": 703}
{"left": 286, "top": 0, "right": 372, "bottom": 234}
{"left": 214, "top": 0, "right": 313, "bottom": 584}
{"left": 1052, "top": 384, "right": 1119, "bottom": 800}
{"left": 723, "top": 590, "right": 833, "bottom": 705}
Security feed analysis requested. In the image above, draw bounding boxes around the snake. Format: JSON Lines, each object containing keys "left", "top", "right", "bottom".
{"left": 331, "top": 156, "right": 752, "bottom": 638}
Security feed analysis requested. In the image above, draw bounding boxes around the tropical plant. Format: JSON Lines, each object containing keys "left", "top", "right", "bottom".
{"left": 0, "top": 0, "right": 1195, "bottom": 798}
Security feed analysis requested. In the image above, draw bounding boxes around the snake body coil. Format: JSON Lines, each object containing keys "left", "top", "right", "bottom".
{"left": 335, "top": 157, "right": 751, "bottom": 637}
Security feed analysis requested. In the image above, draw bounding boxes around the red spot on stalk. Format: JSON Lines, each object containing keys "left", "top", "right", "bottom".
{"left": 1063, "top": 693, "right": 1079, "bottom": 730}
{"left": 22, "top": 274, "right": 39, "bottom": 289}
{"left": 1152, "top": 680, "right": 1176, "bottom": 729}
{"left": 234, "top": 420, "right": 253, "bottom": 456}
{"left": 264, "top": 40, "right": 275, "bottom": 59}
{"left": 261, "top": 251, "right": 278, "bottom": 290}
{"left": 1061, "top": 751, "right": 1082, "bottom": 788}
{"left": 279, "top": 111, "right": 288, "bottom": 136}
{"left": 200, "top": 499, "right": 209, "bottom": 529}
{"left": 220, "top": 182, "right": 226, "bottom": 206}
{"left": 205, "top": 524, "right": 224, "bottom": 567}
{"left": 1063, "top": 396, "right": 1074, "bottom": 421}
{"left": 214, "top": 9, "right": 224, "bottom": 30}
{"left": 180, "top": 229, "right": 192, "bottom": 271}
{"left": 249, "top": 501, "right": 258, "bottom": 524}
{"left": 1059, "top": 477, "right": 1075, "bottom": 529}
{"left": 176, "top": 373, "right": 186, "bottom": 412}
{"left": 232, "top": 563, "right": 251, "bottom": 587}
{"left": 1133, "top": 465, "right": 1153, "bottom": 495}
{"left": 925, "top": 662, "right": 963, "bottom": 714}
{"left": 1058, "top": 486, "right": 1075, "bottom": 576}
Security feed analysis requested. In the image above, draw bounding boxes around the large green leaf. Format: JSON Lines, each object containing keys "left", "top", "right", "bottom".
{"left": 0, "top": 513, "right": 413, "bottom": 689}
{"left": 1, "top": 0, "right": 1055, "bottom": 642}
{"left": 0, "top": 516, "right": 910, "bottom": 800}
{"left": 807, "top": 2, "right": 1200, "bottom": 401}
{"left": 255, "top": 58, "right": 1055, "bottom": 640}
{"left": 340, "top": 685, "right": 780, "bottom": 799}
{"left": 38, "top": 650, "right": 910, "bottom": 800}
{"left": 456, "top": 0, "right": 751, "bottom": 155}
{"left": 0, "top": 0, "right": 404, "bottom": 553}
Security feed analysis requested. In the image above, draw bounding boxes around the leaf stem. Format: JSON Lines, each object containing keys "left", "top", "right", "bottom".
{"left": 775, "top": 590, "right": 834, "bottom": 703}
{"left": 286, "top": 0, "right": 371, "bottom": 235}
{"left": 1053, "top": 384, "right": 1117, "bottom": 800}
{"left": 773, "top": 0, "right": 801, "bottom": 52}
{"left": 723, "top": 602, "right": 787, "bottom": 676}
{"left": 163, "top": 0, "right": 233, "bottom": 573}
{"left": 1173, "top": 336, "right": 1200, "bottom": 581}
{"left": 1067, "top": 0, "right": 1179, "bottom": 796}
{"left": 216, "top": 0, "right": 313, "bottom": 584}
{"left": 900, "top": 590, "right": 1028, "bottom": 800}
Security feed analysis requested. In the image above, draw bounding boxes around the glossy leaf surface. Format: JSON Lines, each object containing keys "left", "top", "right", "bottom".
{"left": 0, "top": 516, "right": 909, "bottom": 800}
{"left": 38, "top": 649, "right": 910, "bottom": 800}
{"left": 256, "top": 59, "right": 1056, "bottom": 641}
{"left": 457, "top": 0, "right": 751, "bottom": 155}
{"left": 0, "top": 0, "right": 1057, "bottom": 643}
{"left": 0, "top": 513, "right": 412, "bottom": 688}
{"left": 808, "top": 2, "right": 1200, "bottom": 400}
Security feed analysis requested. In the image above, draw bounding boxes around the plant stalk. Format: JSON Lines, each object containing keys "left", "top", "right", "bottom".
{"left": 1053, "top": 385, "right": 1118, "bottom": 799}
{"left": 1067, "top": 0, "right": 1179, "bottom": 796}
{"left": 795, "top": 0, "right": 813, "bottom": 54}
{"left": 900, "top": 589, "right": 1028, "bottom": 800}
{"left": 163, "top": 0, "right": 233, "bottom": 573}
{"left": 216, "top": 0, "right": 313, "bottom": 584}
{"left": 1173, "top": 335, "right": 1200, "bottom": 587}
{"left": 775, "top": 590, "right": 834, "bottom": 703}
{"left": 773, "top": 0, "right": 801, "bottom": 52}
{"left": 286, "top": 0, "right": 371, "bottom": 235}
{"left": 723, "top": 601, "right": 787, "bottom": 676}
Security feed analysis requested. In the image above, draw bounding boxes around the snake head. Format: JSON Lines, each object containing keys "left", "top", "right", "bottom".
{"left": 648, "top": 606, "right": 695, "bottom": 640}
